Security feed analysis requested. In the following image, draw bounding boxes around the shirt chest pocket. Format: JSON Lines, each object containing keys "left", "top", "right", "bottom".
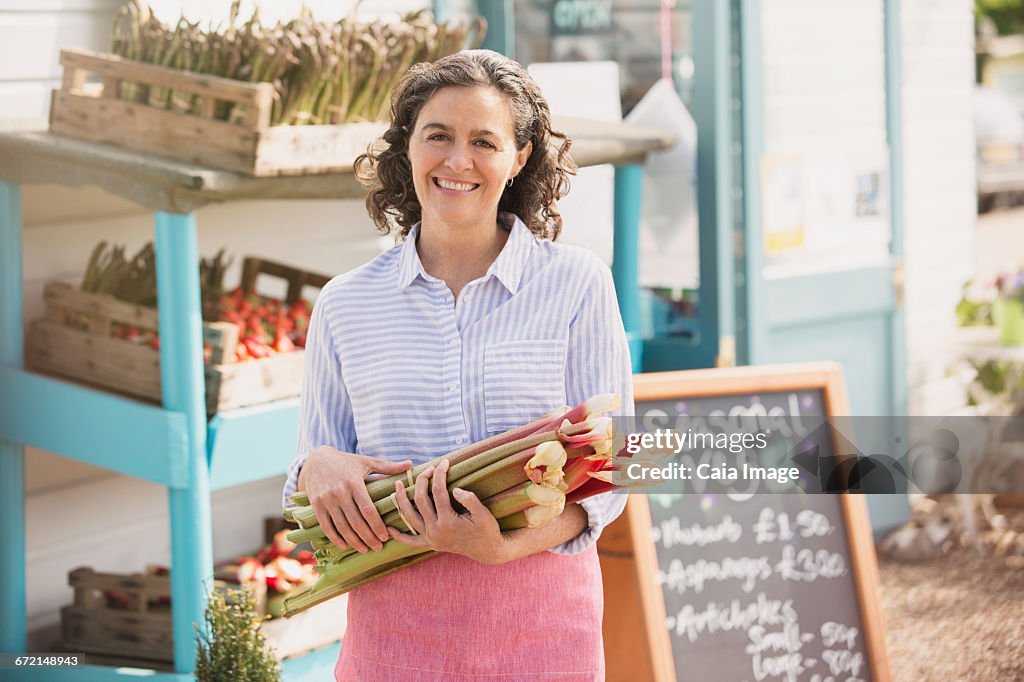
{"left": 483, "top": 339, "right": 568, "bottom": 433}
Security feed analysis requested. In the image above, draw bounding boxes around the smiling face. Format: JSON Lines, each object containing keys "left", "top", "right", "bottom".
{"left": 407, "top": 85, "right": 533, "bottom": 234}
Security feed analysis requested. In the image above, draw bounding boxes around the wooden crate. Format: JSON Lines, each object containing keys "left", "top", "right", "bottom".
{"left": 61, "top": 567, "right": 344, "bottom": 664}
{"left": 49, "top": 48, "right": 387, "bottom": 176}
{"left": 27, "top": 257, "right": 330, "bottom": 414}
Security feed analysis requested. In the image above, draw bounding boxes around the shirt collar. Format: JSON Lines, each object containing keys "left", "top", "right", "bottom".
{"left": 396, "top": 212, "right": 534, "bottom": 294}
{"left": 396, "top": 223, "right": 428, "bottom": 290}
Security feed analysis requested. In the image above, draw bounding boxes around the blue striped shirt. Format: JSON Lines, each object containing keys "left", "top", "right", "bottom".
{"left": 283, "top": 213, "right": 634, "bottom": 555}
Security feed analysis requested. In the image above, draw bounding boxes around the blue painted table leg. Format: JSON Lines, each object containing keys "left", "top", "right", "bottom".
{"left": 613, "top": 164, "right": 645, "bottom": 373}
{"left": 0, "top": 181, "right": 26, "bottom": 653}
{"left": 155, "top": 213, "right": 212, "bottom": 673}
{"left": 432, "top": 0, "right": 450, "bottom": 23}
{"left": 479, "top": 0, "right": 516, "bottom": 57}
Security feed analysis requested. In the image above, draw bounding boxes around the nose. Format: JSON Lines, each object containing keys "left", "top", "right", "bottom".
{"left": 444, "top": 143, "right": 473, "bottom": 173}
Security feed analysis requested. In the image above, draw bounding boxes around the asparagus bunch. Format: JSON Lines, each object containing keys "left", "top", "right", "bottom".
{"left": 280, "top": 395, "right": 622, "bottom": 617}
{"left": 109, "top": 0, "right": 487, "bottom": 125}
{"left": 80, "top": 240, "right": 231, "bottom": 314}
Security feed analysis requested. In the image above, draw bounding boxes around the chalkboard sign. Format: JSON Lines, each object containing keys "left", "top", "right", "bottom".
{"left": 599, "top": 363, "right": 890, "bottom": 682}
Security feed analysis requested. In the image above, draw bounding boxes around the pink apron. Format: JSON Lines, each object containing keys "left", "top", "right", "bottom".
{"left": 335, "top": 545, "right": 605, "bottom": 681}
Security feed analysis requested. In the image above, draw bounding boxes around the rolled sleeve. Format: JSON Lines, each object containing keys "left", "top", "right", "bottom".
{"left": 282, "top": 286, "right": 357, "bottom": 508}
{"left": 550, "top": 261, "right": 635, "bottom": 556}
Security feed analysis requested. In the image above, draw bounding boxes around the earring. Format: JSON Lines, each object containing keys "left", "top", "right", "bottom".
{"left": 507, "top": 177, "right": 514, "bottom": 188}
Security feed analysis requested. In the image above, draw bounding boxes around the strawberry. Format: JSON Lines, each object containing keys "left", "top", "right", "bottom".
{"left": 274, "top": 333, "right": 295, "bottom": 354}
{"left": 243, "top": 337, "right": 270, "bottom": 359}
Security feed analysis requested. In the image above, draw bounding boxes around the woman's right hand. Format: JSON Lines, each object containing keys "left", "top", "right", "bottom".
{"left": 299, "top": 446, "right": 413, "bottom": 553}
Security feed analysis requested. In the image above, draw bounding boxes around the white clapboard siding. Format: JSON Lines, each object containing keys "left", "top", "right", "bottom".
{"left": 0, "top": 1, "right": 122, "bottom": 129}
{"left": 760, "top": 1, "right": 887, "bottom": 155}
{"left": 900, "top": 0, "right": 976, "bottom": 415}
{"left": 760, "top": 0, "right": 975, "bottom": 417}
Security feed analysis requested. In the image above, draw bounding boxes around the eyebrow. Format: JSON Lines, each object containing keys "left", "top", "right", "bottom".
{"left": 421, "top": 122, "right": 498, "bottom": 137}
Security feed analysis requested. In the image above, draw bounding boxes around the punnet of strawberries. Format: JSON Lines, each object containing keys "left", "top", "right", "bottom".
{"left": 214, "top": 287, "right": 312, "bottom": 364}
{"left": 79, "top": 242, "right": 315, "bottom": 364}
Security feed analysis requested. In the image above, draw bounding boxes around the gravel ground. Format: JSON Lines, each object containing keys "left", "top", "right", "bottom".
{"left": 878, "top": 512, "right": 1024, "bottom": 682}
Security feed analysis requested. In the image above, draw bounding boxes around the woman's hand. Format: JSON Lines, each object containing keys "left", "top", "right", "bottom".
{"left": 388, "top": 459, "right": 510, "bottom": 565}
{"left": 300, "top": 446, "right": 412, "bottom": 554}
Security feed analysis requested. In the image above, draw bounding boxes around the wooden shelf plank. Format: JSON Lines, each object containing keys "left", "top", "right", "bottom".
{"left": 0, "top": 366, "right": 189, "bottom": 488}
{"left": 9, "top": 660, "right": 190, "bottom": 682}
{"left": 4, "top": 641, "right": 340, "bottom": 681}
{"left": 280, "top": 641, "right": 343, "bottom": 681}
{"left": 0, "top": 118, "right": 673, "bottom": 214}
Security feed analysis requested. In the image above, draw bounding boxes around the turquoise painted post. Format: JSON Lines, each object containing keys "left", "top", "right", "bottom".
{"left": 691, "top": 0, "right": 734, "bottom": 369}
{"left": 477, "top": 0, "right": 515, "bottom": 57}
{"left": 0, "top": 180, "right": 26, "bottom": 653}
{"left": 155, "top": 213, "right": 212, "bottom": 673}
{"left": 873, "top": 0, "right": 910, "bottom": 536}
{"left": 884, "top": 0, "right": 907, "bottom": 415}
{"left": 738, "top": 0, "right": 764, "bottom": 365}
{"left": 432, "top": 0, "right": 450, "bottom": 23}
{"left": 613, "top": 164, "right": 644, "bottom": 373}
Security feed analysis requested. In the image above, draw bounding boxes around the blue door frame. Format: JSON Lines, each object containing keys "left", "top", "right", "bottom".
{"left": 735, "top": 0, "right": 909, "bottom": 534}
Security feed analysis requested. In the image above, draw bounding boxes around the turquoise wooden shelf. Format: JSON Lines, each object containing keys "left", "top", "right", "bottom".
{"left": 0, "top": 367, "right": 191, "bottom": 487}
{"left": 0, "top": 113, "right": 670, "bottom": 679}
{"left": 208, "top": 399, "right": 300, "bottom": 491}
{"left": 7, "top": 642, "right": 341, "bottom": 681}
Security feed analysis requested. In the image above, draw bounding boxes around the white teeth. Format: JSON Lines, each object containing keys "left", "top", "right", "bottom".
{"left": 435, "top": 178, "right": 477, "bottom": 191}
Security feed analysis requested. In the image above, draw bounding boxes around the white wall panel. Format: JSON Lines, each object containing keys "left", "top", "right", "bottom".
{"left": 899, "top": 0, "right": 976, "bottom": 416}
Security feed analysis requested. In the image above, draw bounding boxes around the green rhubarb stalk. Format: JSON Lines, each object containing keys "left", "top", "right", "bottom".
{"left": 363, "top": 407, "right": 570, "bottom": 502}
{"left": 299, "top": 434, "right": 559, "bottom": 526}
{"left": 445, "top": 445, "right": 540, "bottom": 500}
{"left": 286, "top": 437, "right": 574, "bottom": 541}
{"left": 283, "top": 551, "right": 436, "bottom": 618}
{"left": 286, "top": 524, "right": 326, "bottom": 544}
{"left": 294, "top": 473, "right": 567, "bottom": 569}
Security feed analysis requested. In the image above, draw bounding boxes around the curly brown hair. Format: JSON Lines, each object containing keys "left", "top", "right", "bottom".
{"left": 353, "top": 49, "right": 576, "bottom": 241}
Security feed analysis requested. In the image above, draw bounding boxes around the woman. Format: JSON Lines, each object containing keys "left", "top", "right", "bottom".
{"left": 283, "top": 49, "right": 634, "bottom": 681}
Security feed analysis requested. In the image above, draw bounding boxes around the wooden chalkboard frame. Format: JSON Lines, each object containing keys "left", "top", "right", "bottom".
{"left": 599, "top": 362, "right": 891, "bottom": 682}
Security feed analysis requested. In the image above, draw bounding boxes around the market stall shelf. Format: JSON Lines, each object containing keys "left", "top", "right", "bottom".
{"left": 0, "top": 118, "right": 672, "bottom": 681}
{"left": 28, "top": 257, "right": 329, "bottom": 414}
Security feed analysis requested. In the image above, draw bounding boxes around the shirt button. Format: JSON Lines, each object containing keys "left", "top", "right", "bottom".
{"left": 455, "top": 436, "right": 465, "bottom": 445}
{"left": 464, "top": 294, "right": 472, "bottom": 302}
{"left": 448, "top": 382, "right": 458, "bottom": 393}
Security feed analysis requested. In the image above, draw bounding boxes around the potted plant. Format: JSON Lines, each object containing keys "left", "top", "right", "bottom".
{"left": 194, "top": 586, "right": 280, "bottom": 682}
{"left": 993, "top": 269, "right": 1024, "bottom": 346}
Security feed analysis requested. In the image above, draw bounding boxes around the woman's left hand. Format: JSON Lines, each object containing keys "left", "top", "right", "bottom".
{"left": 388, "top": 459, "right": 510, "bottom": 565}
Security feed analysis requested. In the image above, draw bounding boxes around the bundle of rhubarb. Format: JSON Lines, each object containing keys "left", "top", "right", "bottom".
{"left": 280, "top": 394, "right": 622, "bottom": 618}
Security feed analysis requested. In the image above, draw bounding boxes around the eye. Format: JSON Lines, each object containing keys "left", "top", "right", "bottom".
{"left": 474, "top": 139, "right": 496, "bottom": 149}
{"left": 427, "top": 132, "right": 449, "bottom": 142}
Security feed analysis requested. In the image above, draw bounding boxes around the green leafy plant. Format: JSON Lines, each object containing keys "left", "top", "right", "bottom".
{"left": 975, "top": 0, "right": 1024, "bottom": 36}
{"left": 956, "top": 270, "right": 1024, "bottom": 410}
{"left": 956, "top": 280, "right": 994, "bottom": 327}
{"left": 955, "top": 268, "right": 1024, "bottom": 327}
{"left": 194, "top": 586, "right": 280, "bottom": 682}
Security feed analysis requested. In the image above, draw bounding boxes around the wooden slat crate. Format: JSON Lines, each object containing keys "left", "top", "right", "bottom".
{"left": 61, "top": 567, "right": 178, "bottom": 663}
{"left": 61, "top": 567, "right": 344, "bottom": 664}
{"left": 27, "top": 257, "right": 330, "bottom": 414}
{"left": 49, "top": 48, "right": 387, "bottom": 176}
